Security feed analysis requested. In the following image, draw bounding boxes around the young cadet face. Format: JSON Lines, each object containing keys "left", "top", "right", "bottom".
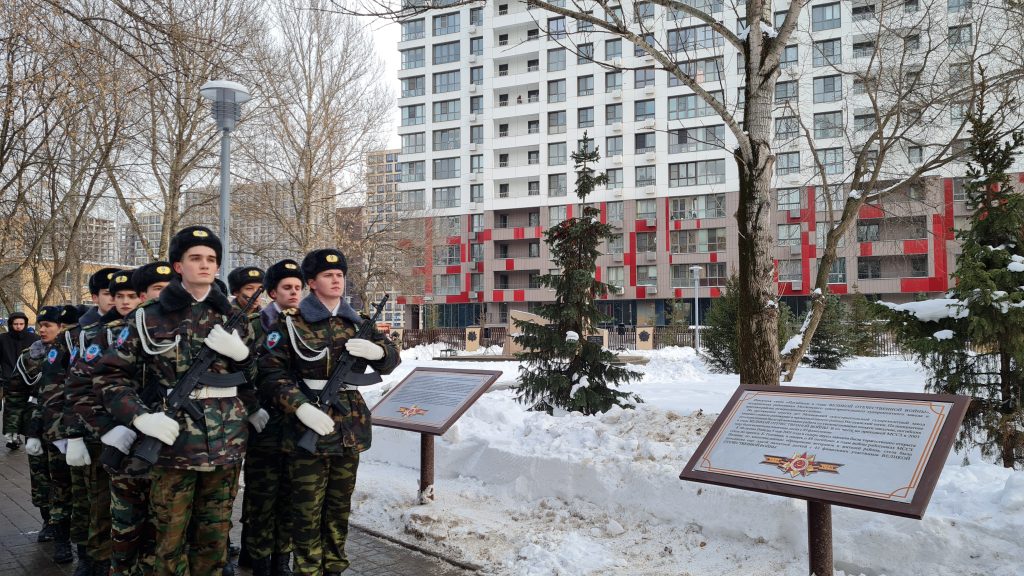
{"left": 94, "top": 289, "right": 115, "bottom": 314}
{"left": 174, "top": 246, "right": 218, "bottom": 286}
{"left": 235, "top": 283, "right": 262, "bottom": 309}
{"left": 114, "top": 290, "right": 140, "bottom": 316}
{"left": 271, "top": 277, "right": 303, "bottom": 310}
{"left": 141, "top": 281, "right": 169, "bottom": 302}
{"left": 10, "top": 318, "right": 26, "bottom": 332}
{"left": 308, "top": 269, "right": 345, "bottom": 300}
{"left": 37, "top": 321, "right": 59, "bottom": 344}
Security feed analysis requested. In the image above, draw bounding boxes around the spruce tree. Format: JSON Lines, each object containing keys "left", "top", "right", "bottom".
{"left": 881, "top": 90, "right": 1024, "bottom": 468}
{"left": 848, "top": 289, "right": 883, "bottom": 356}
{"left": 703, "top": 275, "right": 797, "bottom": 373}
{"left": 804, "top": 294, "right": 853, "bottom": 369}
{"left": 512, "top": 134, "right": 642, "bottom": 415}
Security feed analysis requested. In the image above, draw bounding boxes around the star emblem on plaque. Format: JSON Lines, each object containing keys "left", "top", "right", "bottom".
{"left": 639, "top": 330, "right": 651, "bottom": 342}
{"left": 762, "top": 452, "right": 843, "bottom": 477}
{"left": 398, "top": 405, "right": 428, "bottom": 418}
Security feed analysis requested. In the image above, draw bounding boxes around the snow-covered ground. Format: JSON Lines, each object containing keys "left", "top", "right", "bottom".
{"left": 352, "top": 345, "right": 1024, "bottom": 576}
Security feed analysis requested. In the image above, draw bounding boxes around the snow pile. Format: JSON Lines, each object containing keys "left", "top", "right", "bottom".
{"left": 932, "top": 329, "right": 955, "bottom": 340}
{"left": 1009, "top": 255, "right": 1024, "bottom": 273}
{"left": 781, "top": 334, "right": 802, "bottom": 355}
{"left": 352, "top": 349, "right": 1023, "bottom": 576}
{"left": 759, "top": 22, "right": 778, "bottom": 38}
{"left": 880, "top": 299, "right": 968, "bottom": 321}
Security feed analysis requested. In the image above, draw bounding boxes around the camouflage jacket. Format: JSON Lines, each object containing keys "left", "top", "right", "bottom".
{"left": 257, "top": 294, "right": 400, "bottom": 454}
{"left": 246, "top": 304, "right": 293, "bottom": 451}
{"left": 92, "top": 279, "right": 259, "bottom": 470}
{"left": 31, "top": 325, "right": 81, "bottom": 441}
{"left": 64, "top": 308, "right": 125, "bottom": 441}
{"left": 2, "top": 342, "right": 46, "bottom": 436}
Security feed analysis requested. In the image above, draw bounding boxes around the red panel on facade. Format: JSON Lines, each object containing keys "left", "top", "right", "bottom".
{"left": 800, "top": 230, "right": 811, "bottom": 295}
{"left": 932, "top": 214, "right": 949, "bottom": 291}
{"left": 513, "top": 290, "right": 525, "bottom": 302}
{"left": 674, "top": 288, "right": 683, "bottom": 298}
{"left": 514, "top": 227, "right": 525, "bottom": 240}
{"left": 446, "top": 294, "right": 469, "bottom": 304}
{"left": 635, "top": 219, "right": 656, "bottom": 232}
{"left": 710, "top": 287, "right": 721, "bottom": 298}
{"left": 492, "top": 290, "right": 504, "bottom": 302}
{"left": 695, "top": 219, "right": 701, "bottom": 230}
{"left": 903, "top": 239, "right": 929, "bottom": 254}
{"left": 460, "top": 243, "right": 467, "bottom": 262}
{"left": 396, "top": 296, "right": 407, "bottom": 305}
{"left": 900, "top": 278, "right": 931, "bottom": 292}
{"left": 566, "top": 204, "right": 573, "bottom": 219}
{"left": 636, "top": 286, "right": 646, "bottom": 299}
{"left": 477, "top": 229, "right": 492, "bottom": 241}
{"left": 710, "top": 252, "right": 718, "bottom": 263}
{"left": 446, "top": 235, "right": 461, "bottom": 245}
{"left": 859, "top": 204, "right": 884, "bottom": 219}
{"left": 600, "top": 202, "right": 608, "bottom": 224}
{"left": 673, "top": 220, "right": 682, "bottom": 230}
{"left": 446, "top": 265, "right": 460, "bottom": 275}
{"left": 829, "top": 284, "right": 848, "bottom": 295}
{"left": 476, "top": 261, "right": 484, "bottom": 272}
{"left": 860, "top": 242, "right": 873, "bottom": 257}
{"left": 628, "top": 232, "right": 637, "bottom": 286}
{"left": 595, "top": 266, "right": 602, "bottom": 282}
{"left": 505, "top": 259, "right": 515, "bottom": 271}
{"left": 534, "top": 226, "right": 543, "bottom": 238}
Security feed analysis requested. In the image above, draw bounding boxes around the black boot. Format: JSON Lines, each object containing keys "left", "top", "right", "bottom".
{"left": 92, "top": 559, "right": 110, "bottom": 576}
{"left": 37, "top": 508, "right": 54, "bottom": 543}
{"left": 221, "top": 559, "right": 236, "bottom": 576}
{"left": 271, "top": 553, "right": 292, "bottom": 576}
{"left": 238, "top": 524, "right": 251, "bottom": 568}
{"left": 72, "top": 544, "right": 93, "bottom": 576}
{"left": 252, "top": 556, "right": 273, "bottom": 576}
{"left": 228, "top": 536, "right": 240, "bottom": 558}
{"left": 52, "top": 520, "right": 73, "bottom": 564}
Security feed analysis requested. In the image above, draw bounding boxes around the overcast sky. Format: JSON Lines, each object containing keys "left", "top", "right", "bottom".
{"left": 367, "top": 17, "right": 402, "bottom": 149}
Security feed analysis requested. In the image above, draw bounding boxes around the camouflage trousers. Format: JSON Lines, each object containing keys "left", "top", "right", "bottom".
{"left": 84, "top": 442, "right": 112, "bottom": 562}
{"left": 109, "top": 467, "right": 154, "bottom": 576}
{"left": 70, "top": 464, "right": 90, "bottom": 544}
{"left": 289, "top": 450, "right": 360, "bottom": 576}
{"left": 28, "top": 450, "right": 51, "bottom": 510}
{"left": 242, "top": 444, "right": 293, "bottom": 560}
{"left": 45, "top": 442, "right": 72, "bottom": 524}
{"left": 150, "top": 465, "right": 240, "bottom": 576}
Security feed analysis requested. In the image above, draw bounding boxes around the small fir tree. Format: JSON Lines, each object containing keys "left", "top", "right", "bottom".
{"left": 512, "top": 135, "right": 642, "bottom": 415}
{"left": 803, "top": 294, "right": 853, "bottom": 369}
{"left": 848, "top": 289, "right": 883, "bottom": 356}
{"left": 881, "top": 88, "right": 1024, "bottom": 468}
{"left": 703, "top": 275, "right": 796, "bottom": 374}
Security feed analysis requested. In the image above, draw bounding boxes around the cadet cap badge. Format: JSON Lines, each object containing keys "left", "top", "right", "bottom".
{"left": 285, "top": 263, "right": 297, "bottom": 269}
{"left": 193, "top": 229, "right": 209, "bottom": 238}
{"left": 325, "top": 254, "right": 339, "bottom": 263}
{"left": 248, "top": 270, "right": 260, "bottom": 277}
{"left": 157, "top": 266, "right": 171, "bottom": 274}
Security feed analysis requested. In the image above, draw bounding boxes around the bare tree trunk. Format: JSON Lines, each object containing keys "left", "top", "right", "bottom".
{"left": 1001, "top": 351, "right": 1018, "bottom": 468}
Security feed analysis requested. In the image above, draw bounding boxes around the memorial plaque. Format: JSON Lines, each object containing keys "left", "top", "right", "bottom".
{"left": 585, "top": 334, "right": 604, "bottom": 345}
{"left": 372, "top": 367, "right": 501, "bottom": 435}
{"left": 680, "top": 385, "right": 969, "bottom": 519}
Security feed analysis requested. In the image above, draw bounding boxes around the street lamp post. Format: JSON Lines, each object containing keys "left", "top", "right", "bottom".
{"left": 200, "top": 80, "right": 251, "bottom": 279}
{"left": 689, "top": 265, "right": 702, "bottom": 351}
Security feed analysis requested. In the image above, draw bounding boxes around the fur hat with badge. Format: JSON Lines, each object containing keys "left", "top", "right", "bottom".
{"left": 301, "top": 248, "right": 347, "bottom": 282}
{"left": 36, "top": 306, "right": 63, "bottom": 324}
{"left": 108, "top": 270, "right": 137, "bottom": 295}
{"left": 264, "top": 259, "right": 303, "bottom": 292}
{"left": 168, "top": 226, "right": 222, "bottom": 264}
{"left": 131, "top": 261, "right": 175, "bottom": 293}
{"left": 88, "top": 267, "right": 123, "bottom": 295}
{"left": 228, "top": 266, "right": 265, "bottom": 294}
{"left": 58, "top": 305, "right": 80, "bottom": 326}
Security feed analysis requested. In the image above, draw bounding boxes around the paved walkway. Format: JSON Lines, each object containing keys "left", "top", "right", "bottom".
{"left": 0, "top": 440, "right": 472, "bottom": 576}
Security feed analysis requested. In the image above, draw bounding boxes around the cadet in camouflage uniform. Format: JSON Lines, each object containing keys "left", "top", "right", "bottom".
{"left": 258, "top": 249, "right": 400, "bottom": 576}
{"left": 92, "top": 227, "right": 265, "bottom": 576}
{"left": 243, "top": 260, "right": 303, "bottom": 576}
{"left": 101, "top": 262, "right": 174, "bottom": 576}
{"left": 65, "top": 270, "right": 140, "bottom": 576}
{"left": 4, "top": 306, "right": 63, "bottom": 544}
{"left": 31, "top": 305, "right": 83, "bottom": 564}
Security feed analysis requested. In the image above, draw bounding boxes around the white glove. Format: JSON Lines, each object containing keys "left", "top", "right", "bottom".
{"left": 296, "top": 403, "right": 335, "bottom": 436}
{"left": 25, "top": 437, "right": 43, "bottom": 456}
{"left": 133, "top": 412, "right": 180, "bottom": 446}
{"left": 66, "top": 437, "right": 91, "bottom": 466}
{"left": 205, "top": 325, "right": 249, "bottom": 362}
{"left": 101, "top": 425, "right": 138, "bottom": 455}
{"left": 248, "top": 408, "right": 270, "bottom": 433}
{"left": 53, "top": 439, "right": 68, "bottom": 454}
{"left": 4, "top": 433, "right": 24, "bottom": 446}
{"left": 345, "top": 338, "right": 384, "bottom": 361}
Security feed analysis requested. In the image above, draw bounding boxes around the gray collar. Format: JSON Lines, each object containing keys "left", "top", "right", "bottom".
{"left": 298, "top": 294, "right": 362, "bottom": 325}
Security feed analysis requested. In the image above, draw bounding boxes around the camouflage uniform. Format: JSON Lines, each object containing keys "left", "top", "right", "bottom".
{"left": 93, "top": 278, "right": 260, "bottom": 576}
{"left": 258, "top": 294, "right": 400, "bottom": 576}
{"left": 65, "top": 308, "right": 129, "bottom": 569}
{"left": 3, "top": 344, "right": 51, "bottom": 516}
{"left": 243, "top": 304, "right": 294, "bottom": 565}
{"left": 33, "top": 325, "right": 82, "bottom": 544}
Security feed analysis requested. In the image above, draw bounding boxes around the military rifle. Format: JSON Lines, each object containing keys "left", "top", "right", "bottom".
{"left": 296, "top": 294, "right": 388, "bottom": 454}
{"left": 133, "top": 286, "right": 264, "bottom": 466}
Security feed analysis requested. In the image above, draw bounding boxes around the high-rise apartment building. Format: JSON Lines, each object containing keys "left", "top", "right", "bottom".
{"left": 364, "top": 149, "right": 407, "bottom": 326}
{"left": 393, "top": 1, "right": 1020, "bottom": 327}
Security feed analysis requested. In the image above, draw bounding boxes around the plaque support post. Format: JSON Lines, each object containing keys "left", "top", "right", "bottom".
{"left": 418, "top": 433, "right": 435, "bottom": 504}
{"left": 807, "top": 500, "right": 833, "bottom": 576}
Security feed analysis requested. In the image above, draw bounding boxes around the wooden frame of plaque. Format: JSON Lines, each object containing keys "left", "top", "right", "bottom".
{"left": 680, "top": 385, "right": 970, "bottom": 519}
{"left": 371, "top": 367, "right": 502, "bottom": 435}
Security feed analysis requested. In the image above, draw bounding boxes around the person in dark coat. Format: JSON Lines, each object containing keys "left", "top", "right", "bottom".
{"left": 1, "top": 311, "right": 39, "bottom": 381}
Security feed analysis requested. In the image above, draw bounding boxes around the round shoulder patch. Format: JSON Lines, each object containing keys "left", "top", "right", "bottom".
{"left": 266, "top": 331, "right": 281, "bottom": 349}
{"left": 116, "top": 326, "right": 131, "bottom": 348}
{"left": 84, "top": 344, "right": 101, "bottom": 363}
{"left": 46, "top": 348, "right": 58, "bottom": 364}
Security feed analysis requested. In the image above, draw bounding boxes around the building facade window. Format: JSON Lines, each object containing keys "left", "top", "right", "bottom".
{"left": 812, "top": 39, "right": 842, "bottom": 67}
{"left": 433, "top": 12, "right": 460, "bottom": 36}
{"left": 433, "top": 70, "right": 460, "bottom": 93}
{"left": 670, "top": 193, "right": 725, "bottom": 219}
{"left": 401, "top": 104, "right": 425, "bottom": 126}
{"left": 401, "top": 47, "right": 425, "bottom": 69}
{"left": 668, "top": 159, "right": 726, "bottom": 187}
{"left": 432, "top": 99, "right": 460, "bottom": 122}
{"left": 432, "top": 157, "right": 461, "bottom": 180}
{"left": 401, "top": 19, "right": 425, "bottom": 41}
{"left": 433, "top": 41, "right": 460, "bottom": 64}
